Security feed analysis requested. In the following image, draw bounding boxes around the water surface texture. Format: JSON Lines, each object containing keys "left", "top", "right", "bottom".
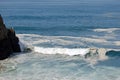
{"left": 0, "top": 0, "right": 120, "bottom": 80}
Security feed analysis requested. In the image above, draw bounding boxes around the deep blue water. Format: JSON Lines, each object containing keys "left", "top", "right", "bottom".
{"left": 0, "top": 0, "right": 120, "bottom": 36}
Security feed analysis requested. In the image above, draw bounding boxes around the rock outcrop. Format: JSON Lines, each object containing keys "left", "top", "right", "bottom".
{"left": 0, "top": 15, "right": 21, "bottom": 60}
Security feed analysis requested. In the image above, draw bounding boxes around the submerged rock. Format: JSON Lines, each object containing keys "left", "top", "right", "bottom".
{"left": 0, "top": 15, "right": 21, "bottom": 60}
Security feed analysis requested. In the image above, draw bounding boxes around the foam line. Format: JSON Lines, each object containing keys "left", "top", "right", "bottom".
{"left": 34, "top": 47, "right": 112, "bottom": 61}
{"left": 93, "top": 28, "right": 120, "bottom": 33}
{"left": 34, "top": 46, "right": 90, "bottom": 56}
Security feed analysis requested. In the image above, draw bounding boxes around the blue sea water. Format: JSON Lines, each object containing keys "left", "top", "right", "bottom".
{"left": 0, "top": 0, "right": 120, "bottom": 80}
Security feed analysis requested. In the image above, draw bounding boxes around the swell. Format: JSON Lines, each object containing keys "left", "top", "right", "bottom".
{"left": 106, "top": 50, "right": 120, "bottom": 57}
{"left": 33, "top": 46, "right": 120, "bottom": 58}
{"left": 7, "top": 15, "right": 93, "bottom": 20}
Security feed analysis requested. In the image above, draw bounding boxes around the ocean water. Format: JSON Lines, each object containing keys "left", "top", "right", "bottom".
{"left": 0, "top": 0, "right": 120, "bottom": 80}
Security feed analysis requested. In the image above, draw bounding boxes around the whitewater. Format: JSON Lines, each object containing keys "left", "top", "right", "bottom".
{"left": 0, "top": 0, "right": 120, "bottom": 80}
{"left": 0, "top": 28, "right": 120, "bottom": 79}
{"left": 0, "top": 30, "right": 120, "bottom": 80}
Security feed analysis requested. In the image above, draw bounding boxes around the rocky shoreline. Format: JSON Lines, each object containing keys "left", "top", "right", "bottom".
{"left": 0, "top": 15, "right": 21, "bottom": 60}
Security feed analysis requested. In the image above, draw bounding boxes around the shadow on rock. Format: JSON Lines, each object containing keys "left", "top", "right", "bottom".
{"left": 0, "top": 15, "right": 21, "bottom": 60}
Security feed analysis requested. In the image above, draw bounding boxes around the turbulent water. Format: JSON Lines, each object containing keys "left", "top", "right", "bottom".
{"left": 0, "top": 0, "right": 120, "bottom": 80}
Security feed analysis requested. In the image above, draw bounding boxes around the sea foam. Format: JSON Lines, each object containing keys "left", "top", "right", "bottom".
{"left": 34, "top": 46, "right": 108, "bottom": 60}
{"left": 34, "top": 46, "right": 89, "bottom": 56}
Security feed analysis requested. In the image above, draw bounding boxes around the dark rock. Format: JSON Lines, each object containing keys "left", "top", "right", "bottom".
{"left": 0, "top": 38, "right": 13, "bottom": 60}
{"left": 0, "top": 15, "right": 4, "bottom": 25}
{"left": 7, "top": 28, "right": 21, "bottom": 52}
{"left": 0, "top": 15, "right": 8, "bottom": 40}
{"left": 0, "top": 15, "right": 21, "bottom": 60}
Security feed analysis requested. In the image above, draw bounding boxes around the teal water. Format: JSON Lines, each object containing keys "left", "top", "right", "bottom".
{"left": 0, "top": 0, "right": 120, "bottom": 80}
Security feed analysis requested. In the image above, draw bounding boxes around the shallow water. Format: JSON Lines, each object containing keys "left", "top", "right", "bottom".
{"left": 0, "top": 52, "right": 120, "bottom": 80}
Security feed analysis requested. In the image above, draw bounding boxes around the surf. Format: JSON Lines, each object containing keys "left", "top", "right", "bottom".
{"left": 17, "top": 33, "right": 120, "bottom": 58}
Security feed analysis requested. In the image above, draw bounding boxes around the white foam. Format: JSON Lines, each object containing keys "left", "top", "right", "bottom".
{"left": 19, "top": 41, "right": 26, "bottom": 52}
{"left": 97, "top": 48, "right": 108, "bottom": 60}
{"left": 18, "top": 40, "right": 33, "bottom": 52}
{"left": 34, "top": 47, "right": 90, "bottom": 56}
{"left": 114, "top": 41, "right": 120, "bottom": 46}
{"left": 93, "top": 28, "right": 120, "bottom": 33}
{"left": 17, "top": 33, "right": 120, "bottom": 53}
{"left": 82, "top": 37, "right": 108, "bottom": 43}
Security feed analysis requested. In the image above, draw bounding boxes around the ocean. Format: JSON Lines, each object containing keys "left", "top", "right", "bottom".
{"left": 0, "top": 0, "right": 120, "bottom": 80}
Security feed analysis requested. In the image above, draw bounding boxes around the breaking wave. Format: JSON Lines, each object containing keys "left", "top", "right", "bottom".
{"left": 17, "top": 33, "right": 120, "bottom": 61}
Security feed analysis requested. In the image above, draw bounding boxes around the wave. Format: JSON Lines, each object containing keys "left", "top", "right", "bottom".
{"left": 34, "top": 46, "right": 89, "bottom": 56}
{"left": 17, "top": 33, "right": 120, "bottom": 60}
{"left": 19, "top": 42, "right": 120, "bottom": 58}
{"left": 17, "top": 33, "right": 120, "bottom": 49}
{"left": 106, "top": 50, "right": 120, "bottom": 57}
{"left": 7, "top": 15, "right": 92, "bottom": 20}
{"left": 1, "top": 37, "right": 119, "bottom": 72}
{"left": 32, "top": 46, "right": 120, "bottom": 65}
{"left": 33, "top": 46, "right": 109, "bottom": 59}
{"left": 93, "top": 28, "right": 120, "bottom": 33}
